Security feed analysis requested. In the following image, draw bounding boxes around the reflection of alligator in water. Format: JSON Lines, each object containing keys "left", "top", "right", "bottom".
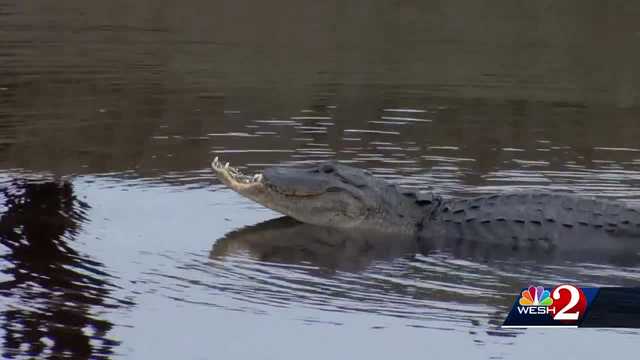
{"left": 0, "top": 180, "right": 126, "bottom": 360}
{"left": 211, "top": 216, "right": 417, "bottom": 271}
{"left": 210, "top": 217, "right": 640, "bottom": 341}
{"left": 210, "top": 216, "right": 523, "bottom": 338}
{"left": 212, "top": 159, "right": 640, "bottom": 251}
{"left": 212, "top": 217, "right": 640, "bottom": 273}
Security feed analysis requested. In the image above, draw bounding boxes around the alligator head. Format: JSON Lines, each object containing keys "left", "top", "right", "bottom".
{"left": 212, "top": 158, "right": 432, "bottom": 233}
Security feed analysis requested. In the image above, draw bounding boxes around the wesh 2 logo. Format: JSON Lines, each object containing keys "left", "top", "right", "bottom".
{"left": 503, "top": 284, "right": 589, "bottom": 327}
{"left": 517, "top": 285, "right": 587, "bottom": 320}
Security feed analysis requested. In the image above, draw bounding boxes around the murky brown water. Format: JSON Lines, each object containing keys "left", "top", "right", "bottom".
{"left": 2, "top": 1, "right": 640, "bottom": 359}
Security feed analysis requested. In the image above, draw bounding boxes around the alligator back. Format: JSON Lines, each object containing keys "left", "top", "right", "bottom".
{"left": 422, "top": 191, "right": 640, "bottom": 251}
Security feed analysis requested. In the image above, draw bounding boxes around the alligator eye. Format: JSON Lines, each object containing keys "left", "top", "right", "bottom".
{"left": 320, "top": 164, "right": 335, "bottom": 174}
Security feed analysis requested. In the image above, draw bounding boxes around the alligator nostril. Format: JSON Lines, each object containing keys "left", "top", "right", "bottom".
{"left": 320, "top": 164, "right": 335, "bottom": 174}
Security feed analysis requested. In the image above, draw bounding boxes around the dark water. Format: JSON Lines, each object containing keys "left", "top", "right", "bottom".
{"left": 2, "top": 1, "right": 640, "bottom": 359}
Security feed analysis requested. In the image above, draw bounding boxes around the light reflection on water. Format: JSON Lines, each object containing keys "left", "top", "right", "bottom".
{"left": 3, "top": 0, "right": 640, "bottom": 358}
{"left": 2, "top": 169, "right": 640, "bottom": 359}
{"left": 3, "top": 98, "right": 640, "bottom": 358}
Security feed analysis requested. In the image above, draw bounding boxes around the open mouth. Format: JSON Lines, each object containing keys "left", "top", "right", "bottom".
{"left": 211, "top": 157, "right": 263, "bottom": 185}
{"left": 212, "top": 157, "right": 330, "bottom": 197}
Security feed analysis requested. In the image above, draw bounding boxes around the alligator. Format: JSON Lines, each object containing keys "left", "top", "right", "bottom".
{"left": 212, "top": 158, "right": 640, "bottom": 251}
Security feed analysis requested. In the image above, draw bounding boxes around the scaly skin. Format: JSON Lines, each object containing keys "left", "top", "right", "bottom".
{"left": 212, "top": 158, "right": 640, "bottom": 250}
{"left": 421, "top": 192, "right": 640, "bottom": 250}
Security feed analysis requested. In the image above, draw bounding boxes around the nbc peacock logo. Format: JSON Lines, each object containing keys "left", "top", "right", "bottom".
{"left": 516, "top": 285, "right": 557, "bottom": 316}
{"left": 519, "top": 286, "right": 554, "bottom": 306}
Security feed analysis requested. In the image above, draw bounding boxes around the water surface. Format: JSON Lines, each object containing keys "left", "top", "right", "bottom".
{"left": 2, "top": 1, "right": 640, "bottom": 359}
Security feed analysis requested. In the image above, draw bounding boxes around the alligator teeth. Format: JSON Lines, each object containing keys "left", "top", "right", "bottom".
{"left": 212, "top": 156, "right": 263, "bottom": 183}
